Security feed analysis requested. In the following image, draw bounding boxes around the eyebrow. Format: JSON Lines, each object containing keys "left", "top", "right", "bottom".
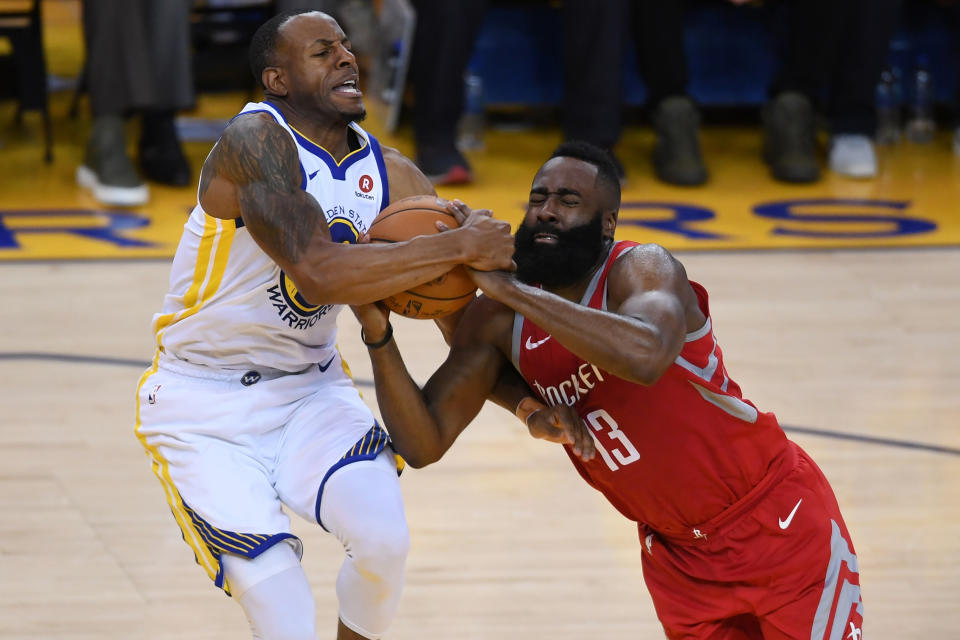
{"left": 530, "top": 187, "right": 582, "bottom": 197}
{"left": 311, "top": 37, "right": 347, "bottom": 47}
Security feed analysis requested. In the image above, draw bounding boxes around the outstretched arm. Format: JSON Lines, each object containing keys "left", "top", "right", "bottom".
{"left": 469, "top": 244, "right": 700, "bottom": 386}
{"left": 197, "top": 113, "right": 515, "bottom": 306}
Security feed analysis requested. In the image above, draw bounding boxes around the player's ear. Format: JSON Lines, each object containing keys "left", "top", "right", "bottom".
{"left": 262, "top": 67, "right": 288, "bottom": 97}
{"left": 603, "top": 209, "right": 618, "bottom": 237}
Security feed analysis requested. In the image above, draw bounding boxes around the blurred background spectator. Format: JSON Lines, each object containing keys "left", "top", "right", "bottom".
{"left": 405, "top": 0, "right": 907, "bottom": 186}
{"left": 407, "top": 0, "right": 708, "bottom": 187}
{"left": 76, "top": 0, "right": 376, "bottom": 208}
{"left": 741, "top": 0, "right": 903, "bottom": 181}
{"left": 68, "top": 0, "right": 960, "bottom": 201}
{"left": 76, "top": 0, "right": 194, "bottom": 207}
{"left": 407, "top": 0, "right": 486, "bottom": 185}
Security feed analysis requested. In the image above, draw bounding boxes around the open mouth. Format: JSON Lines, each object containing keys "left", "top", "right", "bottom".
{"left": 332, "top": 78, "right": 362, "bottom": 97}
{"left": 533, "top": 232, "right": 559, "bottom": 244}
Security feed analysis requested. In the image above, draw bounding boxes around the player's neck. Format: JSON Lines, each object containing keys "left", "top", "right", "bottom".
{"left": 541, "top": 241, "right": 612, "bottom": 302}
{"left": 271, "top": 100, "right": 353, "bottom": 161}
{"left": 543, "top": 263, "right": 601, "bottom": 303}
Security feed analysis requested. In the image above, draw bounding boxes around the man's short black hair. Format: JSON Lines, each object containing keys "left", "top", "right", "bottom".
{"left": 549, "top": 141, "right": 622, "bottom": 208}
{"left": 249, "top": 9, "right": 318, "bottom": 90}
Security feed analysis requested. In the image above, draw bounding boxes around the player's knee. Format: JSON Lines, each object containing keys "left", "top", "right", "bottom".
{"left": 335, "top": 519, "right": 409, "bottom": 638}
{"left": 350, "top": 517, "right": 410, "bottom": 579}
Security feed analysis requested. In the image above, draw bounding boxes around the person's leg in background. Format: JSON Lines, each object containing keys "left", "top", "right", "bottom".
{"left": 78, "top": 0, "right": 193, "bottom": 207}
{"left": 78, "top": 0, "right": 151, "bottom": 206}
{"left": 560, "top": 0, "right": 628, "bottom": 180}
{"left": 826, "top": 0, "right": 903, "bottom": 178}
{"left": 950, "top": 1, "right": 960, "bottom": 155}
{"left": 764, "top": 0, "right": 846, "bottom": 183}
{"left": 633, "top": 0, "right": 707, "bottom": 186}
{"left": 138, "top": 0, "right": 194, "bottom": 187}
{"left": 409, "top": 0, "right": 489, "bottom": 185}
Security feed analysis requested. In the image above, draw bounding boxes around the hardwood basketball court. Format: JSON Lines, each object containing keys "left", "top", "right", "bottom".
{"left": 0, "top": 2, "right": 958, "bottom": 638}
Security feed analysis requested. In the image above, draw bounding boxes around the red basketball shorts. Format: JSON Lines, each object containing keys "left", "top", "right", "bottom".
{"left": 639, "top": 442, "right": 862, "bottom": 640}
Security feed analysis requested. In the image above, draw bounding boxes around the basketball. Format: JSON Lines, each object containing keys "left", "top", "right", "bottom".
{"left": 368, "top": 195, "right": 478, "bottom": 319}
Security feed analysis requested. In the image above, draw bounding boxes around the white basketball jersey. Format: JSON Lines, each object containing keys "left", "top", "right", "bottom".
{"left": 153, "top": 101, "right": 390, "bottom": 372}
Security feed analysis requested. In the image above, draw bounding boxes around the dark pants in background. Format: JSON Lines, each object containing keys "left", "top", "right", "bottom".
{"left": 772, "top": 0, "right": 903, "bottom": 136}
{"left": 82, "top": 0, "right": 195, "bottom": 117}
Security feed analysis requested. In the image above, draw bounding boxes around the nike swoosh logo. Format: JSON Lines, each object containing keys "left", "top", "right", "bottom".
{"left": 525, "top": 335, "right": 551, "bottom": 350}
{"left": 778, "top": 498, "right": 803, "bottom": 529}
{"left": 308, "top": 169, "right": 320, "bottom": 180}
{"left": 317, "top": 354, "right": 337, "bottom": 372}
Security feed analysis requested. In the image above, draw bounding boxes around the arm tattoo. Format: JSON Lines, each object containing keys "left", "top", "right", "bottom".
{"left": 210, "top": 116, "right": 323, "bottom": 263}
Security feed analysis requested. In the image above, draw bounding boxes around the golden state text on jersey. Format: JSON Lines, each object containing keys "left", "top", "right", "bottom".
{"left": 152, "top": 101, "right": 390, "bottom": 372}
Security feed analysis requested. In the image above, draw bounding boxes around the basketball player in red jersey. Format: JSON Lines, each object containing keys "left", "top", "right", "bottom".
{"left": 352, "top": 141, "right": 863, "bottom": 639}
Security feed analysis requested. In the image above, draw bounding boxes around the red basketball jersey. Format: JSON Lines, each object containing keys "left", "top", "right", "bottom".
{"left": 511, "top": 241, "right": 790, "bottom": 540}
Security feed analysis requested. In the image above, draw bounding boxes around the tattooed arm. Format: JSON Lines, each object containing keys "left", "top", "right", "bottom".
{"left": 197, "top": 112, "right": 514, "bottom": 306}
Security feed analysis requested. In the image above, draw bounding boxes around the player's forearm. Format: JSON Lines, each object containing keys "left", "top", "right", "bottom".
{"left": 365, "top": 338, "right": 451, "bottom": 468}
{"left": 483, "top": 279, "right": 668, "bottom": 384}
{"left": 296, "top": 232, "right": 474, "bottom": 306}
{"left": 489, "top": 364, "right": 535, "bottom": 413}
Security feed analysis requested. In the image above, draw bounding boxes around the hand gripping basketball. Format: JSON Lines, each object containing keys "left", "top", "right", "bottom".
{"left": 367, "top": 195, "right": 479, "bottom": 319}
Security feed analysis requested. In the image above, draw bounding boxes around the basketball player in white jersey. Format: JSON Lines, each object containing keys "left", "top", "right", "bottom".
{"left": 134, "top": 10, "right": 519, "bottom": 640}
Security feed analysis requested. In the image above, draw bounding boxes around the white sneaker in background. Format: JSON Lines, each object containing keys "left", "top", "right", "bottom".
{"left": 829, "top": 134, "right": 878, "bottom": 178}
{"left": 76, "top": 165, "right": 149, "bottom": 207}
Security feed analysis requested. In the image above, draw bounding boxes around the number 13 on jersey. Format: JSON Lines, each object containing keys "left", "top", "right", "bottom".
{"left": 585, "top": 409, "right": 640, "bottom": 471}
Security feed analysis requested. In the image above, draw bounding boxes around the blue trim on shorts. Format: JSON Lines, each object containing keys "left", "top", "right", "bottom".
{"left": 180, "top": 499, "right": 300, "bottom": 595}
{"left": 314, "top": 421, "right": 396, "bottom": 531}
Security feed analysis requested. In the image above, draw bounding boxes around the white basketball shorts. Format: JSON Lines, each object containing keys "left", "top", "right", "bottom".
{"left": 134, "top": 351, "right": 401, "bottom": 592}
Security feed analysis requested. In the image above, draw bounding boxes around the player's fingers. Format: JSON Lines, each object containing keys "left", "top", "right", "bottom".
{"left": 574, "top": 421, "right": 595, "bottom": 461}
{"left": 445, "top": 199, "right": 470, "bottom": 224}
{"left": 529, "top": 413, "right": 572, "bottom": 444}
{"left": 357, "top": 232, "right": 371, "bottom": 244}
{"left": 553, "top": 408, "right": 593, "bottom": 461}
{"left": 533, "top": 424, "right": 571, "bottom": 444}
{"left": 435, "top": 221, "right": 451, "bottom": 232}
{"left": 551, "top": 414, "right": 583, "bottom": 457}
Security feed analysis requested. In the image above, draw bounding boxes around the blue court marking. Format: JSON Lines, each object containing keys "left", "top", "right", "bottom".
{"left": 0, "top": 352, "right": 157, "bottom": 368}
{"left": 3, "top": 351, "right": 959, "bottom": 458}
{"left": 780, "top": 424, "right": 960, "bottom": 457}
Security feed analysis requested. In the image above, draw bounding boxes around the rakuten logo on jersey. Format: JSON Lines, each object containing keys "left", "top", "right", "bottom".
{"left": 355, "top": 174, "right": 375, "bottom": 200}
{"left": 533, "top": 363, "right": 605, "bottom": 407}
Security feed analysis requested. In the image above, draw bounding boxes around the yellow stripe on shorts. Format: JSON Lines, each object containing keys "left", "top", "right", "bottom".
{"left": 134, "top": 215, "right": 235, "bottom": 585}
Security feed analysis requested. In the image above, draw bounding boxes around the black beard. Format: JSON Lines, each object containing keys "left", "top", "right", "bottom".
{"left": 514, "top": 212, "right": 606, "bottom": 288}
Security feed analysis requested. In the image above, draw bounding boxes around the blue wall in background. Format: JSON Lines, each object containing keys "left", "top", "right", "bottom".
{"left": 468, "top": 2, "right": 958, "bottom": 108}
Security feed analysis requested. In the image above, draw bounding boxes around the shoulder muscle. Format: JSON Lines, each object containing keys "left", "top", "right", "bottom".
{"left": 202, "top": 113, "right": 301, "bottom": 194}
{"left": 200, "top": 112, "right": 326, "bottom": 265}
{"left": 380, "top": 145, "right": 436, "bottom": 202}
{"left": 606, "top": 243, "right": 696, "bottom": 349}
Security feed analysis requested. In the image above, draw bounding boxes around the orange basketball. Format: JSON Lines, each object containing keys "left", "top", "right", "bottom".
{"left": 368, "top": 195, "right": 477, "bottom": 319}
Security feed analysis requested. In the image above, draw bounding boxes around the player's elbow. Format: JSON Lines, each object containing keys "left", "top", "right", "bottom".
{"left": 398, "top": 446, "right": 443, "bottom": 469}
{"left": 284, "top": 264, "right": 346, "bottom": 306}
{"left": 623, "top": 347, "right": 674, "bottom": 385}
{"left": 627, "top": 361, "right": 670, "bottom": 386}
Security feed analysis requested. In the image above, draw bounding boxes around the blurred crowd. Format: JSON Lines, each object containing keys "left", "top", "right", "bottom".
{"left": 65, "top": 0, "right": 960, "bottom": 206}
{"left": 408, "top": 0, "right": 960, "bottom": 187}
{"left": 72, "top": 0, "right": 375, "bottom": 207}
